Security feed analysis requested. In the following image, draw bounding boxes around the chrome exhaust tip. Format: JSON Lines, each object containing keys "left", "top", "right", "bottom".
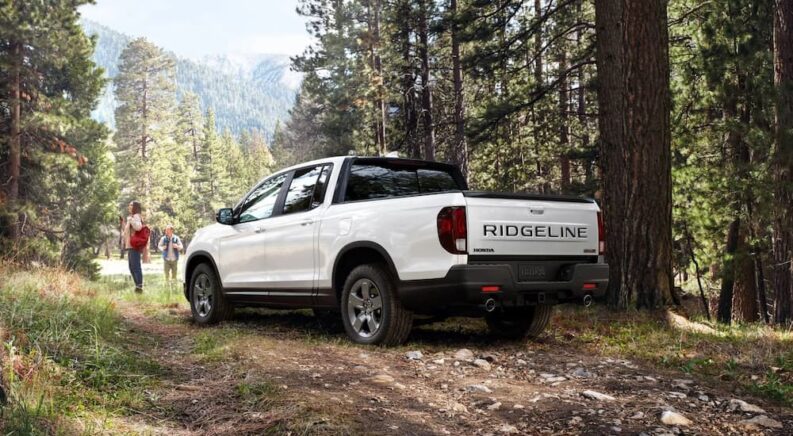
{"left": 582, "top": 294, "right": 593, "bottom": 307}
{"left": 484, "top": 298, "right": 497, "bottom": 312}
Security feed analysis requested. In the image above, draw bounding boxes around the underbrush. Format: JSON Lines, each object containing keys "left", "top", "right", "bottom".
{"left": 0, "top": 266, "right": 164, "bottom": 434}
{"left": 553, "top": 305, "right": 793, "bottom": 406}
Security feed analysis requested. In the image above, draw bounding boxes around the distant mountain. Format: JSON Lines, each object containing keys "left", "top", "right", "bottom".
{"left": 82, "top": 20, "right": 299, "bottom": 138}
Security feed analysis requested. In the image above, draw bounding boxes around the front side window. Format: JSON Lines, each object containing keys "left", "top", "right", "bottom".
{"left": 238, "top": 173, "right": 288, "bottom": 223}
{"left": 282, "top": 165, "right": 324, "bottom": 215}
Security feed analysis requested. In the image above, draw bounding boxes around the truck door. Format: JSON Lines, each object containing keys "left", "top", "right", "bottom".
{"left": 259, "top": 164, "right": 332, "bottom": 307}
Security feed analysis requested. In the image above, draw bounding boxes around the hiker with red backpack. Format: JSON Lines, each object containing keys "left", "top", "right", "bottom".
{"left": 123, "top": 200, "right": 150, "bottom": 293}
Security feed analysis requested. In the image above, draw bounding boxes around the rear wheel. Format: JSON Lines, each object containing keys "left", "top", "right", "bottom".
{"left": 189, "top": 263, "right": 233, "bottom": 325}
{"left": 485, "top": 305, "right": 552, "bottom": 339}
{"left": 341, "top": 264, "right": 413, "bottom": 346}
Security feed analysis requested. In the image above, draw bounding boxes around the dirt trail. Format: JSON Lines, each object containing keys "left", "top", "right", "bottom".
{"left": 114, "top": 306, "right": 793, "bottom": 435}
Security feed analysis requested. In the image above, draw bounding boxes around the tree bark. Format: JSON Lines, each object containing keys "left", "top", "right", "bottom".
{"left": 773, "top": 0, "right": 793, "bottom": 325}
{"left": 400, "top": 0, "right": 419, "bottom": 158}
{"left": 450, "top": 0, "right": 468, "bottom": 180}
{"left": 7, "top": 41, "right": 22, "bottom": 239}
{"left": 367, "top": 0, "right": 387, "bottom": 155}
{"left": 559, "top": 47, "right": 571, "bottom": 192}
{"left": 717, "top": 218, "right": 740, "bottom": 323}
{"left": 595, "top": 0, "right": 626, "bottom": 308}
{"left": 533, "top": 0, "right": 548, "bottom": 193}
{"left": 733, "top": 230, "right": 759, "bottom": 322}
{"left": 419, "top": 0, "right": 435, "bottom": 161}
{"left": 596, "top": 0, "right": 675, "bottom": 309}
{"left": 577, "top": 1, "right": 592, "bottom": 185}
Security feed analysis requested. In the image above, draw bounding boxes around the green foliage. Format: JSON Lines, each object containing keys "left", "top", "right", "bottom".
{"left": 0, "top": 269, "right": 164, "bottom": 433}
{"left": 0, "top": 0, "right": 118, "bottom": 274}
{"left": 113, "top": 43, "right": 277, "bottom": 241}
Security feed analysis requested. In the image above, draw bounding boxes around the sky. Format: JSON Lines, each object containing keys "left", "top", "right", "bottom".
{"left": 79, "top": 0, "right": 312, "bottom": 59}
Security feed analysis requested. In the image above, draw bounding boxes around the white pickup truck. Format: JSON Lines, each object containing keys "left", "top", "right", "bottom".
{"left": 183, "top": 156, "right": 608, "bottom": 345}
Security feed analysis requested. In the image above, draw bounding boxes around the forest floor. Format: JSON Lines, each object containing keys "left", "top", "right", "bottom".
{"left": 1, "top": 264, "right": 791, "bottom": 435}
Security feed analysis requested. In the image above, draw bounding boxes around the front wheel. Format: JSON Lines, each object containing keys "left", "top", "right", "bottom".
{"left": 340, "top": 264, "right": 413, "bottom": 346}
{"left": 485, "top": 305, "right": 553, "bottom": 340}
{"left": 189, "top": 263, "right": 233, "bottom": 325}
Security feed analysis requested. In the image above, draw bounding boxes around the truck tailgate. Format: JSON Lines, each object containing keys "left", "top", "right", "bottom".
{"left": 463, "top": 192, "right": 600, "bottom": 258}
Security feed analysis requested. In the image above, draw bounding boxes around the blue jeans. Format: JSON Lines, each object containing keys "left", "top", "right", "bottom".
{"left": 127, "top": 249, "right": 143, "bottom": 288}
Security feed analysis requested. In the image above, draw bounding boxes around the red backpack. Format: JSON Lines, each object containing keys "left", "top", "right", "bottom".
{"left": 130, "top": 224, "right": 150, "bottom": 251}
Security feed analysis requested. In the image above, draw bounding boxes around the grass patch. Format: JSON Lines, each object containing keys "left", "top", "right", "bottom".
{"left": 0, "top": 266, "right": 165, "bottom": 433}
{"left": 553, "top": 305, "right": 793, "bottom": 406}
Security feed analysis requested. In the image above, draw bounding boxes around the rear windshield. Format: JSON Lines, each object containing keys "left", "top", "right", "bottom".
{"left": 345, "top": 162, "right": 462, "bottom": 201}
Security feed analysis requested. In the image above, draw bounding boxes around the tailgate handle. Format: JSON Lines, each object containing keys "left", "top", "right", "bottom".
{"left": 529, "top": 205, "right": 545, "bottom": 215}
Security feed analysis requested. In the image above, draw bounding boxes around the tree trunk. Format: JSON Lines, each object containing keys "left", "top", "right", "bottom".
{"left": 733, "top": 230, "right": 759, "bottom": 322}
{"left": 400, "top": 0, "right": 419, "bottom": 158}
{"left": 773, "top": 0, "right": 793, "bottom": 325}
{"left": 596, "top": 0, "right": 675, "bottom": 309}
{"left": 577, "top": 1, "right": 592, "bottom": 186}
{"left": 374, "top": 0, "right": 387, "bottom": 155}
{"left": 717, "top": 218, "right": 740, "bottom": 323}
{"left": 419, "top": 0, "right": 435, "bottom": 161}
{"left": 450, "top": 0, "right": 468, "bottom": 180}
{"left": 595, "top": 0, "right": 627, "bottom": 308}
{"left": 7, "top": 41, "right": 22, "bottom": 239}
{"left": 559, "top": 48, "right": 571, "bottom": 192}
{"left": 533, "top": 0, "right": 549, "bottom": 193}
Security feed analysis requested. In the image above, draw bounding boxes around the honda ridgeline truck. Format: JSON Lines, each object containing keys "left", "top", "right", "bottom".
{"left": 183, "top": 156, "right": 608, "bottom": 345}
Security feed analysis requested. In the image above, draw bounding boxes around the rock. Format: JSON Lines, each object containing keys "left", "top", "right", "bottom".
{"left": 406, "top": 351, "right": 423, "bottom": 360}
{"left": 487, "top": 401, "right": 502, "bottom": 411}
{"left": 581, "top": 390, "right": 616, "bottom": 401}
{"left": 667, "top": 392, "right": 687, "bottom": 399}
{"left": 698, "top": 395, "right": 709, "bottom": 402}
{"left": 739, "top": 415, "right": 783, "bottom": 429}
{"left": 473, "top": 358, "right": 492, "bottom": 371}
{"left": 451, "top": 402, "right": 468, "bottom": 413}
{"left": 630, "top": 412, "right": 645, "bottom": 419}
{"left": 660, "top": 410, "right": 692, "bottom": 427}
{"left": 611, "top": 427, "right": 622, "bottom": 433}
{"left": 545, "top": 376, "right": 567, "bottom": 383}
{"left": 572, "top": 367, "right": 594, "bottom": 378}
{"left": 513, "top": 404, "right": 525, "bottom": 409}
{"left": 729, "top": 399, "right": 766, "bottom": 414}
{"left": 433, "top": 359, "right": 445, "bottom": 365}
{"left": 516, "top": 359, "right": 527, "bottom": 365}
{"left": 539, "top": 373, "right": 556, "bottom": 379}
{"left": 371, "top": 374, "right": 395, "bottom": 384}
{"left": 454, "top": 348, "right": 475, "bottom": 361}
{"left": 393, "top": 383, "right": 406, "bottom": 390}
{"left": 499, "top": 424, "right": 519, "bottom": 434}
{"left": 465, "top": 384, "right": 493, "bottom": 394}
{"left": 481, "top": 353, "right": 498, "bottom": 363}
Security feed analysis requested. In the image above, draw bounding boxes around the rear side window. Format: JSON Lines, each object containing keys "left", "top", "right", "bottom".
{"left": 283, "top": 165, "right": 324, "bottom": 215}
{"left": 345, "top": 162, "right": 461, "bottom": 201}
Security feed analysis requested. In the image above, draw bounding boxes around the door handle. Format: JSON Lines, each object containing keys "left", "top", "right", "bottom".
{"left": 255, "top": 226, "right": 266, "bottom": 233}
{"left": 301, "top": 219, "right": 314, "bottom": 226}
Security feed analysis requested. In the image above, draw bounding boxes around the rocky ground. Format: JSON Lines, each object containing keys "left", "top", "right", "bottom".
{"left": 112, "top": 305, "right": 793, "bottom": 436}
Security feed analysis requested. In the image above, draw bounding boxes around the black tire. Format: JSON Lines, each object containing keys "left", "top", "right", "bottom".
{"left": 485, "top": 304, "right": 553, "bottom": 340}
{"left": 340, "top": 264, "right": 412, "bottom": 346}
{"left": 189, "top": 263, "right": 233, "bottom": 325}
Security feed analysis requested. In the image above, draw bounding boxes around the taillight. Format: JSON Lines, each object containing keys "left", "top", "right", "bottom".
{"left": 437, "top": 206, "right": 467, "bottom": 254}
{"left": 597, "top": 211, "right": 605, "bottom": 255}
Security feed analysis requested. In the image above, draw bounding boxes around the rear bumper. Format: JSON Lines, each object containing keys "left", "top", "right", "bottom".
{"left": 397, "top": 262, "right": 608, "bottom": 314}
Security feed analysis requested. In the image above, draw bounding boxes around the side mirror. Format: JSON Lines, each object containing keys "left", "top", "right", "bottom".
{"left": 216, "top": 208, "right": 234, "bottom": 225}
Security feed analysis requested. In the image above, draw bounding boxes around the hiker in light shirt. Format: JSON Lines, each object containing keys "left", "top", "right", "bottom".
{"left": 158, "top": 225, "right": 184, "bottom": 283}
